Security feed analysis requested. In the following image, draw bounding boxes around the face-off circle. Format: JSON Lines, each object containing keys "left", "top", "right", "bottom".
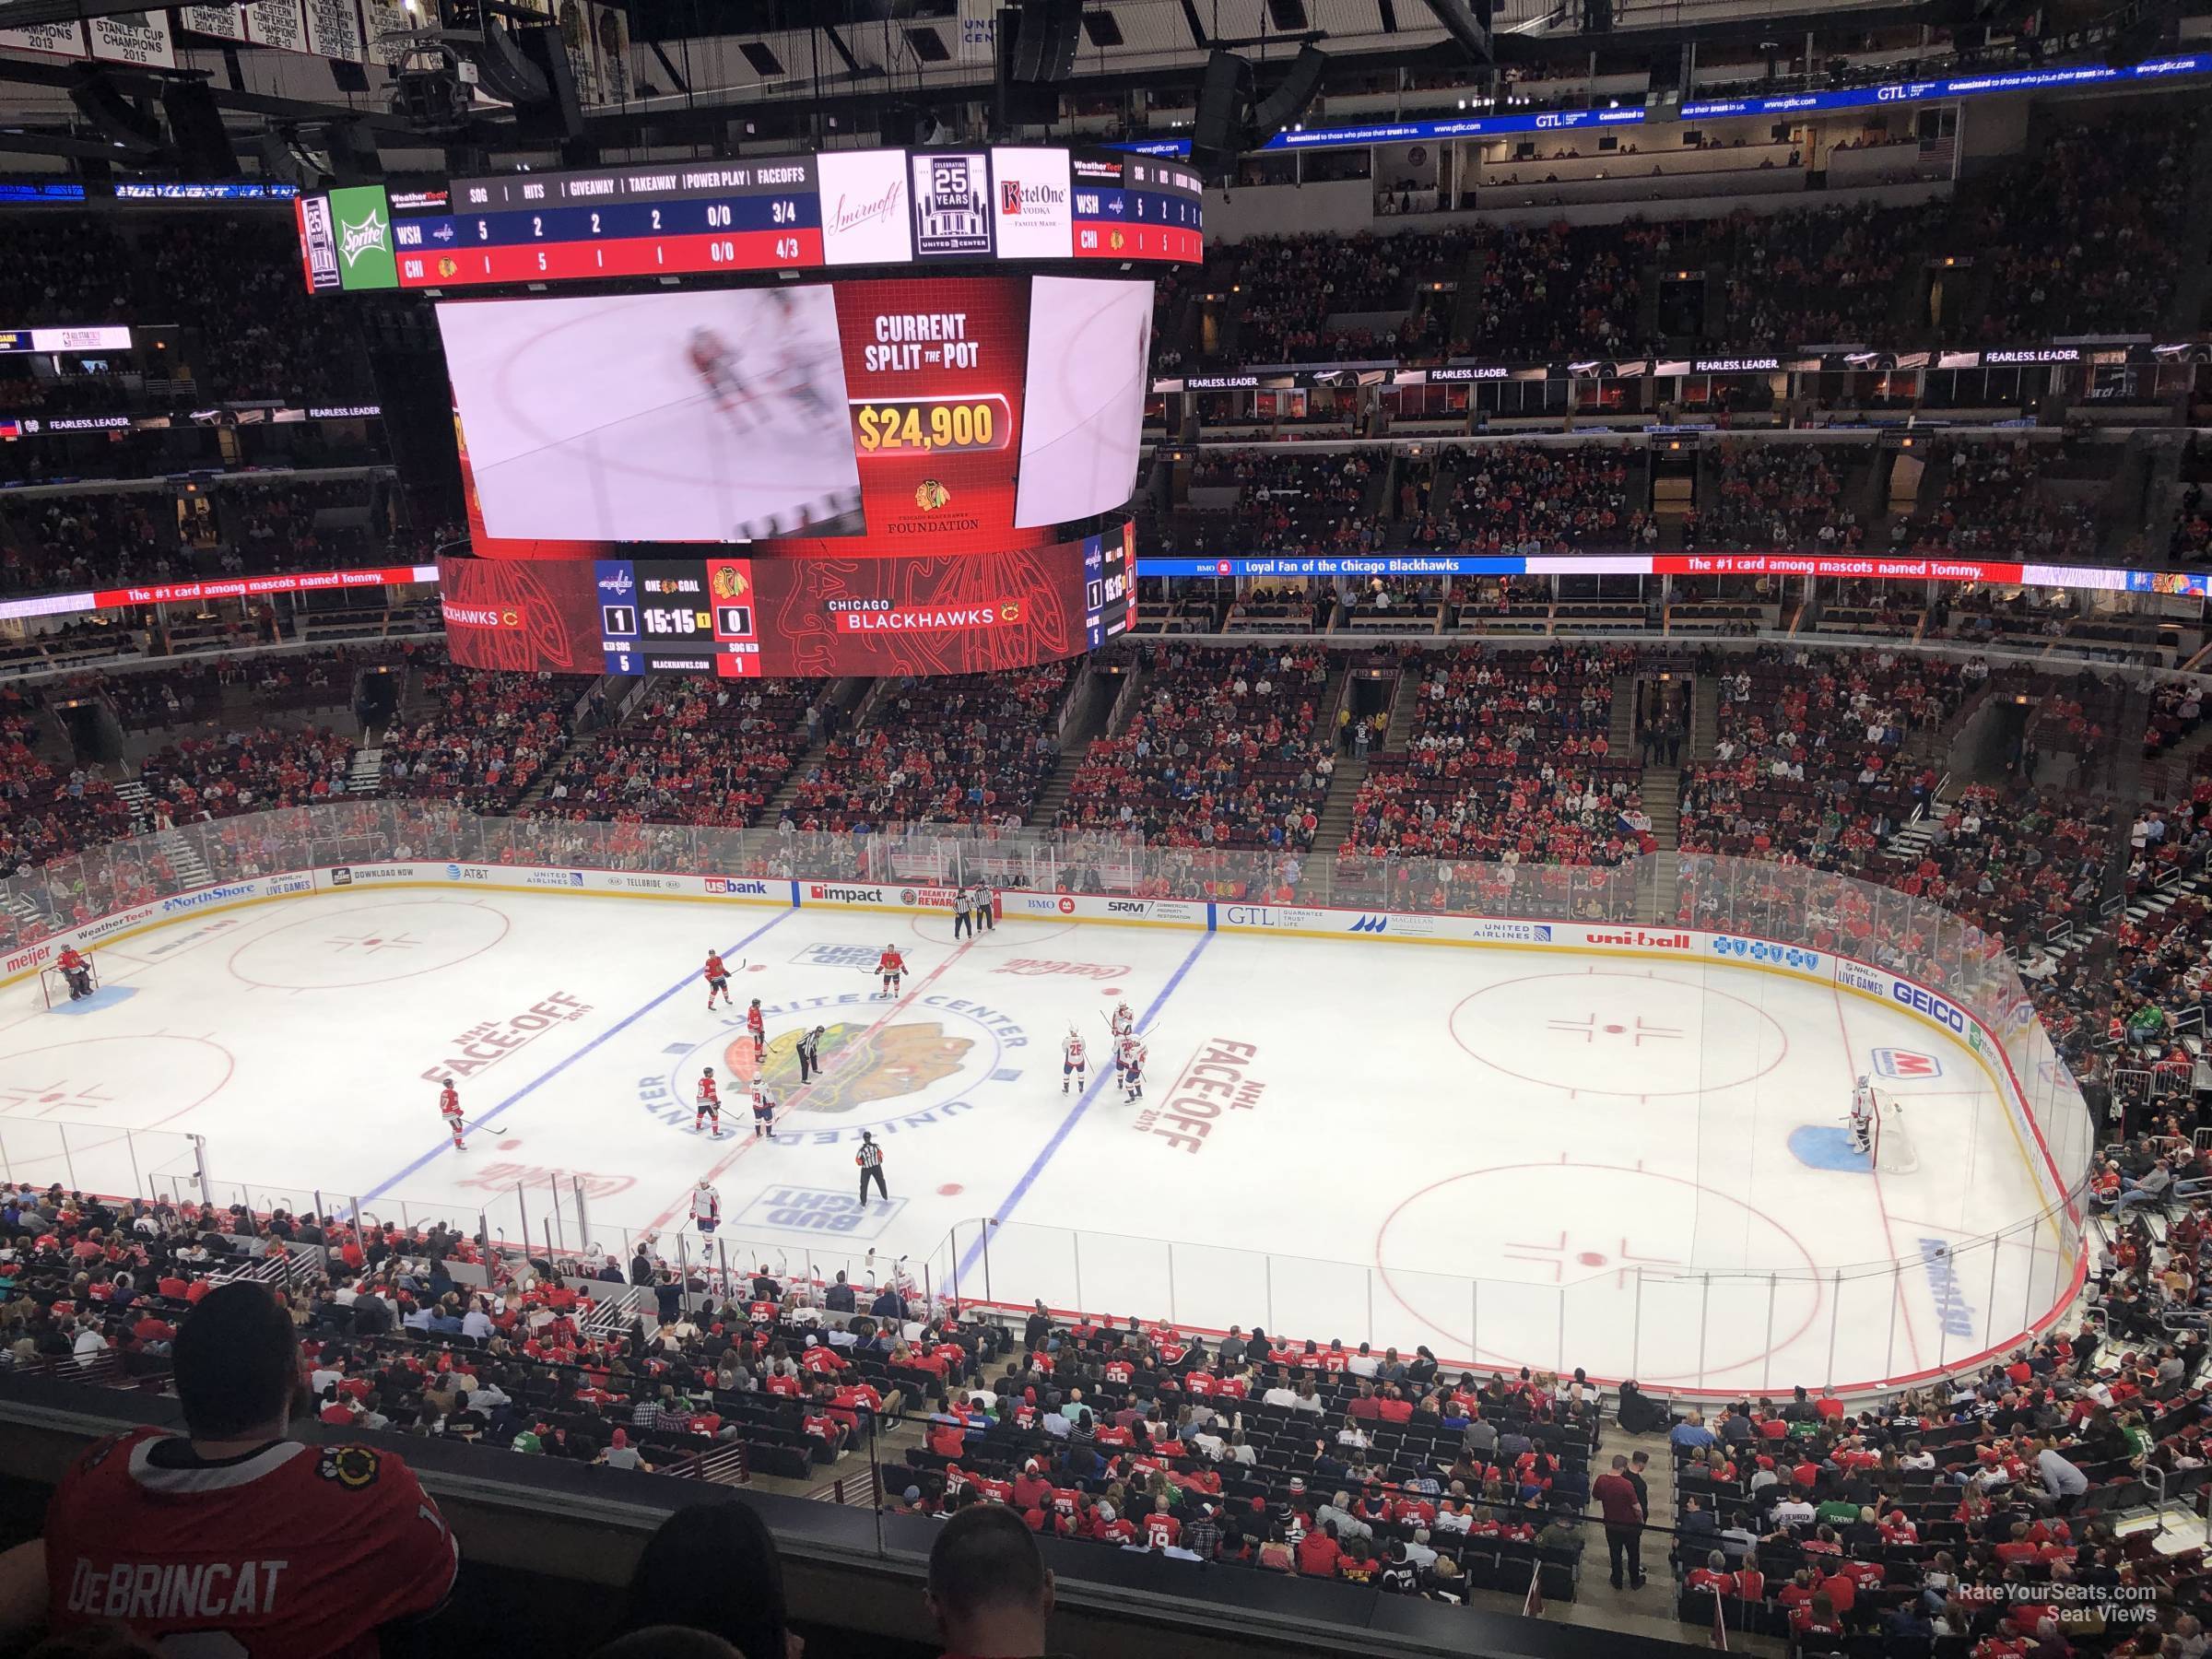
{"left": 0, "top": 1033, "right": 236, "bottom": 1139}
{"left": 1448, "top": 970, "right": 1788, "bottom": 1099}
{"left": 228, "top": 900, "right": 512, "bottom": 991}
{"left": 1375, "top": 1161, "right": 1823, "bottom": 1385}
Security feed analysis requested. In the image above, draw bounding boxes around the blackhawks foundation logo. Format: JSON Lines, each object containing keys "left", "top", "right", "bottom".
{"left": 913, "top": 478, "right": 951, "bottom": 512}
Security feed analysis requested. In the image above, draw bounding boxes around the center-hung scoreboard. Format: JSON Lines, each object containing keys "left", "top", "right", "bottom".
{"left": 294, "top": 145, "right": 1197, "bottom": 680}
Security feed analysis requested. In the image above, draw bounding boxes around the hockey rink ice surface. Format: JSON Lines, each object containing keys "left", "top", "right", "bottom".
{"left": 0, "top": 891, "right": 2067, "bottom": 1393}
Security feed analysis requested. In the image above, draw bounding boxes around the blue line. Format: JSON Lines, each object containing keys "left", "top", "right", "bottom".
{"left": 957, "top": 929, "right": 1215, "bottom": 1284}
{"left": 356, "top": 907, "right": 797, "bottom": 1209}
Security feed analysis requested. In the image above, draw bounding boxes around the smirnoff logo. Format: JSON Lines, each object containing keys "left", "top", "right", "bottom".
{"left": 829, "top": 180, "right": 904, "bottom": 236}
{"left": 338, "top": 210, "right": 389, "bottom": 266}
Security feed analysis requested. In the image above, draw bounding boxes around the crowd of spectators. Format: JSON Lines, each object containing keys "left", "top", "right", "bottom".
{"left": 137, "top": 724, "right": 358, "bottom": 821}
{"left": 0, "top": 489, "right": 189, "bottom": 595}
{"left": 1684, "top": 442, "right": 1861, "bottom": 554}
{"left": 1222, "top": 231, "right": 1462, "bottom": 364}
{"left": 1676, "top": 648, "right": 1972, "bottom": 878}
{"left": 1182, "top": 449, "right": 1382, "bottom": 555}
{"left": 0, "top": 475, "right": 400, "bottom": 598}
{"left": 143, "top": 216, "right": 375, "bottom": 404}
{"left": 1714, "top": 199, "right": 1941, "bottom": 345}
{"left": 1340, "top": 646, "right": 1644, "bottom": 867}
{"left": 1463, "top": 221, "right": 1651, "bottom": 359}
{"left": 1658, "top": 1323, "right": 2212, "bottom": 1653}
{"left": 1898, "top": 441, "right": 2102, "bottom": 564}
{"left": 1965, "top": 108, "right": 2200, "bottom": 340}
{"left": 379, "top": 664, "right": 575, "bottom": 813}
{"left": 530, "top": 677, "right": 820, "bottom": 830}
{"left": 0, "top": 218, "right": 133, "bottom": 326}
{"left": 1059, "top": 645, "right": 1334, "bottom": 853}
{"left": 0, "top": 688, "right": 132, "bottom": 877}
{"left": 1402, "top": 442, "right": 1653, "bottom": 556}
{"left": 782, "top": 665, "right": 1068, "bottom": 831}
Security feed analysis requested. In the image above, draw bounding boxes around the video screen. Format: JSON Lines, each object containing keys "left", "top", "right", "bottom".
{"left": 435, "top": 288, "right": 864, "bottom": 544}
{"left": 1015, "top": 276, "right": 1154, "bottom": 529}
{"left": 441, "top": 275, "right": 1155, "bottom": 555}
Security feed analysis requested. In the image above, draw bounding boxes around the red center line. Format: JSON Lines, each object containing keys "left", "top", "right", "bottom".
{"left": 641, "top": 938, "right": 977, "bottom": 1233}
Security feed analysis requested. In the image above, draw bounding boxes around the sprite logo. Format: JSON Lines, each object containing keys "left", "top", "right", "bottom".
{"left": 326, "top": 186, "right": 398, "bottom": 291}
{"left": 338, "top": 211, "right": 388, "bottom": 266}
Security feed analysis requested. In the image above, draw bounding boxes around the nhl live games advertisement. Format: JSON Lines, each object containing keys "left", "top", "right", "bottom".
{"left": 435, "top": 521, "right": 1131, "bottom": 677}
{"left": 439, "top": 272, "right": 1151, "bottom": 556}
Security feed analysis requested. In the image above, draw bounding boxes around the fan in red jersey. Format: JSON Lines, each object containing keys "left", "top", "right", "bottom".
{"left": 41, "top": 1281, "right": 456, "bottom": 1657}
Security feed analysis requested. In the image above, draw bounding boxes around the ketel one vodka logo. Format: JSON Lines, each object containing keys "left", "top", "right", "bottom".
{"left": 338, "top": 207, "right": 389, "bottom": 269}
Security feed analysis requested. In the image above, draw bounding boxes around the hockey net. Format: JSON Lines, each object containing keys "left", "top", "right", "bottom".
{"left": 1869, "top": 1096, "right": 1918, "bottom": 1173}
{"left": 40, "top": 959, "right": 97, "bottom": 1009}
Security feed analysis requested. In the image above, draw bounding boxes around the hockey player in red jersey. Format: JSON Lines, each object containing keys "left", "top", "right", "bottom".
{"left": 1062, "top": 1029, "right": 1088, "bottom": 1095}
{"left": 703, "top": 950, "right": 733, "bottom": 1011}
{"left": 746, "top": 996, "right": 766, "bottom": 1060}
{"left": 687, "top": 326, "right": 750, "bottom": 420}
{"left": 694, "top": 1066, "right": 722, "bottom": 1135}
{"left": 437, "top": 1078, "right": 465, "bottom": 1150}
{"left": 41, "top": 1281, "right": 458, "bottom": 1656}
{"left": 876, "top": 944, "right": 906, "bottom": 999}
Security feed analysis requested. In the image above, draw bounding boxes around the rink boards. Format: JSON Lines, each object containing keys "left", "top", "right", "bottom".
{"left": 3, "top": 856, "right": 2078, "bottom": 1239}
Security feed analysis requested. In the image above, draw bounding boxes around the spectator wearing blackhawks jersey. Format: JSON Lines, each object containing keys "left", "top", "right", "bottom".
{"left": 40, "top": 1280, "right": 458, "bottom": 1657}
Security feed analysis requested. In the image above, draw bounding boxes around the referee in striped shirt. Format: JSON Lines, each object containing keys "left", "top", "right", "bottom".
{"left": 857, "top": 1131, "right": 888, "bottom": 1205}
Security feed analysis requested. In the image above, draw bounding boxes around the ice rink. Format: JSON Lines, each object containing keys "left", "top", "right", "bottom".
{"left": 0, "top": 889, "right": 2072, "bottom": 1394}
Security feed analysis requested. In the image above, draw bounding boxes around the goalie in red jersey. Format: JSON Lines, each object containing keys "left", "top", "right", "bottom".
{"left": 41, "top": 1281, "right": 457, "bottom": 1656}
{"left": 876, "top": 944, "right": 906, "bottom": 999}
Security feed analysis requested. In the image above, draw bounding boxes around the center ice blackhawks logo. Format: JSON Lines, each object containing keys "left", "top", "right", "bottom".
{"left": 723, "top": 1019, "right": 972, "bottom": 1115}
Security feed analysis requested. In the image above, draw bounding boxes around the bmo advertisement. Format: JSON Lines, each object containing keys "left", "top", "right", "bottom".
{"left": 433, "top": 272, "right": 1143, "bottom": 677}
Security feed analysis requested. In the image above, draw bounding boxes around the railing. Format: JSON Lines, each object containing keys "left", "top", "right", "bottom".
{"left": 1, "top": 802, "right": 2100, "bottom": 1395}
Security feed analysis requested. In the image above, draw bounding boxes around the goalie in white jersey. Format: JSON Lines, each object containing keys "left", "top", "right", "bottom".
{"left": 1848, "top": 1075, "right": 1877, "bottom": 1156}
{"left": 1061, "top": 1029, "right": 1088, "bottom": 1094}
{"left": 692, "top": 1180, "right": 723, "bottom": 1234}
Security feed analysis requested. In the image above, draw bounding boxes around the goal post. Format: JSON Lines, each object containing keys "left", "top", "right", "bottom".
{"left": 1869, "top": 1094, "right": 1918, "bottom": 1173}
{"left": 39, "top": 957, "right": 98, "bottom": 1008}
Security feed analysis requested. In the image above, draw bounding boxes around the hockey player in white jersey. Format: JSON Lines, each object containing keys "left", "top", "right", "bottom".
{"left": 1848, "top": 1075, "right": 1877, "bottom": 1157}
{"left": 1118, "top": 1034, "right": 1147, "bottom": 1102}
{"left": 1061, "top": 1028, "right": 1088, "bottom": 1095}
{"left": 692, "top": 1180, "right": 722, "bottom": 1234}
